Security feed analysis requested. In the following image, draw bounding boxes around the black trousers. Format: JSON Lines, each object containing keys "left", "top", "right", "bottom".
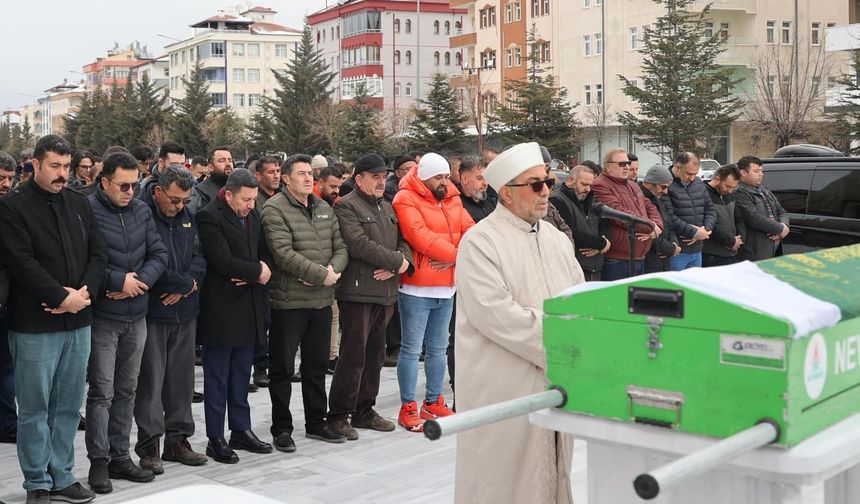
{"left": 202, "top": 344, "right": 253, "bottom": 438}
{"left": 386, "top": 305, "right": 401, "bottom": 355}
{"left": 269, "top": 307, "right": 332, "bottom": 435}
{"left": 328, "top": 302, "right": 394, "bottom": 421}
{"left": 703, "top": 254, "right": 740, "bottom": 268}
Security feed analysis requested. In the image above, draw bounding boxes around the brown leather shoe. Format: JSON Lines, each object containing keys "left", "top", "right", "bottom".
{"left": 327, "top": 419, "right": 359, "bottom": 441}
{"left": 163, "top": 438, "right": 208, "bottom": 466}
{"left": 351, "top": 411, "right": 396, "bottom": 432}
{"left": 135, "top": 442, "right": 164, "bottom": 475}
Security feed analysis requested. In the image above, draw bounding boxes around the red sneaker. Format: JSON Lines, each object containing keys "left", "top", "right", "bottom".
{"left": 398, "top": 401, "right": 424, "bottom": 432}
{"left": 420, "top": 395, "right": 454, "bottom": 420}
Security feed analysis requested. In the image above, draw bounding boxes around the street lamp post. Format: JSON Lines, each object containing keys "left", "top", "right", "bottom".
{"left": 464, "top": 65, "right": 483, "bottom": 153}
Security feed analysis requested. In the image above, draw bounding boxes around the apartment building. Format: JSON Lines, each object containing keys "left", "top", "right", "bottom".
{"left": 165, "top": 6, "right": 302, "bottom": 121}
{"left": 451, "top": 0, "right": 850, "bottom": 164}
{"left": 307, "top": 0, "right": 467, "bottom": 112}
{"left": 130, "top": 56, "right": 170, "bottom": 102}
{"left": 82, "top": 42, "right": 155, "bottom": 93}
{"left": 17, "top": 80, "right": 86, "bottom": 137}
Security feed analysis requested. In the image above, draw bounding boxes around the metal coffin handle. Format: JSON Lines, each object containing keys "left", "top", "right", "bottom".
{"left": 627, "top": 385, "right": 685, "bottom": 428}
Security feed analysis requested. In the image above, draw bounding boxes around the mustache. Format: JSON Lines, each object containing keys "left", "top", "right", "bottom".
{"left": 53, "top": 177, "right": 67, "bottom": 184}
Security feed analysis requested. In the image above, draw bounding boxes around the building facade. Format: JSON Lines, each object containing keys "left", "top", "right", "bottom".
{"left": 83, "top": 42, "right": 155, "bottom": 93}
{"left": 307, "top": 0, "right": 468, "bottom": 113}
{"left": 450, "top": 0, "right": 850, "bottom": 165}
{"left": 17, "top": 81, "right": 86, "bottom": 137}
{"left": 164, "top": 6, "right": 302, "bottom": 121}
{"left": 130, "top": 56, "right": 170, "bottom": 103}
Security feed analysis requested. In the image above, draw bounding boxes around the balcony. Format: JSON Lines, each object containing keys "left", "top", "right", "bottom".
{"left": 692, "top": 0, "right": 756, "bottom": 14}
{"left": 450, "top": 73, "right": 478, "bottom": 89}
{"left": 450, "top": 31, "right": 477, "bottom": 48}
{"left": 714, "top": 37, "right": 758, "bottom": 67}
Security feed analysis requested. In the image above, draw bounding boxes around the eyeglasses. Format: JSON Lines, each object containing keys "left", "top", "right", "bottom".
{"left": 506, "top": 177, "right": 556, "bottom": 193}
{"left": 157, "top": 186, "right": 192, "bottom": 205}
{"left": 106, "top": 178, "right": 140, "bottom": 193}
{"left": 607, "top": 161, "right": 632, "bottom": 167}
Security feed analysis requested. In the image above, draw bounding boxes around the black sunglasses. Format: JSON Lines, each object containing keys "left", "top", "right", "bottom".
{"left": 106, "top": 178, "right": 141, "bottom": 193}
{"left": 607, "top": 161, "right": 632, "bottom": 167}
{"left": 506, "top": 177, "right": 556, "bottom": 193}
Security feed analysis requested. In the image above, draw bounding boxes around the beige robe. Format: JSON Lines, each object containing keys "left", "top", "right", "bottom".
{"left": 453, "top": 203, "right": 585, "bottom": 504}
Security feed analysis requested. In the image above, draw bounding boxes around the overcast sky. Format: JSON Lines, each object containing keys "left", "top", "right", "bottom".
{"left": 0, "top": 0, "right": 333, "bottom": 112}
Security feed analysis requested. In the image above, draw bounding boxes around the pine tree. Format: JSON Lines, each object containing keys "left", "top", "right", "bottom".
{"left": 489, "top": 25, "right": 579, "bottom": 160}
{"left": 19, "top": 117, "right": 34, "bottom": 147}
{"left": 829, "top": 53, "right": 860, "bottom": 154}
{"left": 134, "top": 72, "right": 168, "bottom": 148}
{"left": 409, "top": 73, "right": 468, "bottom": 154}
{"left": 170, "top": 62, "right": 211, "bottom": 156}
{"left": 0, "top": 122, "right": 10, "bottom": 151}
{"left": 338, "top": 83, "right": 384, "bottom": 161}
{"left": 618, "top": 0, "right": 743, "bottom": 159}
{"left": 264, "top": 25, "right": 335, "bottom": 154}
{"left": 245, "top": 108, "right": 280, "bottom": 155}
{"left": 204, "top": 108, "right": 248, "bottom": 156}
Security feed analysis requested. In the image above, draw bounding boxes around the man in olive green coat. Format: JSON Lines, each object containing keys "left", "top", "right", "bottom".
{"left": 327, "top": 154, "right": 413, "bottom": 440}
{"left": 261, "top": 154, "right": 349, "bottom": 452}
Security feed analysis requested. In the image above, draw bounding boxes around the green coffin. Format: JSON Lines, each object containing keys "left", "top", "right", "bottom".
{"left": 543, "top": 244, "right": 860, "bottom": 447}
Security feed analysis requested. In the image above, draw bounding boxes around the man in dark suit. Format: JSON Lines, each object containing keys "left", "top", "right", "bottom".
{"left": 196, "top": 169, "right": 274, "bottom": 464}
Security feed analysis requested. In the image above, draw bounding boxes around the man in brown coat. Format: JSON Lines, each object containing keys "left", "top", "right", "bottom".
{"left": 327, "top": 154, "right": 413, "bottom": 440}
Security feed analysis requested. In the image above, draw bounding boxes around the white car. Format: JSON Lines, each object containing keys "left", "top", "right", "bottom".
{"left": 698, "top": 159, "right": 721, "bottom": 181}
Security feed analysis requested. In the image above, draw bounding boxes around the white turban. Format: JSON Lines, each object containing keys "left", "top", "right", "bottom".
{"left": 484, "top": 142, "right": 545, "bottom": 190}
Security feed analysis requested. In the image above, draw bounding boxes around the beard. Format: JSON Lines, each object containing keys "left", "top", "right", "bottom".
{"left": 473, "top": 189, "right": 487, "bottom": 202}
{"left": 210, "top": 171, "right": 229, "bottom": 186}
{"left": 433, "top": 186, "right": 447, "bottom": 201}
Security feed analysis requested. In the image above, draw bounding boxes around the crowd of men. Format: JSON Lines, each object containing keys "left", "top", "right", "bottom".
{"left": 0, "top": 134, "right": 789, "bottom": 504}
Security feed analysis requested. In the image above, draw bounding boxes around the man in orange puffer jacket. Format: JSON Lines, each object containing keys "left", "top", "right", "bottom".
{"left": 392, "top": 153, "right": 475, "bottom": 432}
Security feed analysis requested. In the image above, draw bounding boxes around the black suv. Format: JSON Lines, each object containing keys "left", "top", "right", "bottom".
{"left": 762, "top": 144, "right": 860, "bottom": 254}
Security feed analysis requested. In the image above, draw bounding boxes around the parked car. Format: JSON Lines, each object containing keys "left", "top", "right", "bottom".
{"left": 698, "top": 159, "right": 721, "bottom": 181}
{"left": 762, "top": 145, "right": 860, "bottom": 254}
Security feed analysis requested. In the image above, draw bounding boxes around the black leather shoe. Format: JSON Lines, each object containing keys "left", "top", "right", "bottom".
{"left": 87, "top": 458, "right": 112, "bottom": 494}
{"left": 248, "top": 382, "right": 259, "bottom": 393}
{"left": 192, "top": 391, "right": 204, "bottom": 403}
{"left": 306, "top": 424, "right": 347, "bottom": 444}
{"left": 273, "top": 432, "right": 296, "bottom": 453}
{"left": 107, "top": 458, "right": 155, "bottom": 483}
{"left": 290, "top": 371, "right": 302, "bottom": 383}
{"left": 229, "top": 430, "right": 273, "bottom": 454}
{"left": 253, "top": 365, "right": 270, "bottom": 387}
{"left": 206, "top": 437, "right": 239, "bottom": 464}
{"left": 0, "top": 428, "right": 16, "bottom": 443}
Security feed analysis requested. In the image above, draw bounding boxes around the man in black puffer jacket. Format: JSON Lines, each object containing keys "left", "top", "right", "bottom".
{"left": 86, "top": 152, "right": 168, "bottom": 493}
{"left": 134, "top": 166, "right": 209, "bottom": 473}
{"left": 664, "top": 152, "right": 716, "bottom": 271}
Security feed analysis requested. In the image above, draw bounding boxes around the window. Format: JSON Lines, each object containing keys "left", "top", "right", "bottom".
{"left": 248, "top": 68, "right": 260, "bottom": 82}
{"left": 211, "top": 92, "right": 226, "bottom": 107}
{"left": 766, "top": 20, "right": 775, "bottom": 43}
{"left": 322, "top": 29, "right": 326, "bottom": 42}
{"left": 343, "top": 10, "right": 383, "bottom": 36}
{"left": 249, "top": 94, "right": 263, "bottom": 107}
{"left": 630, "top": 26, "right": 639, "bottom": 50}
{"left": 532, "top": 0, "right": 540, "bottom": 17}
{"left": 514, "top": 1, "right": 522, "bottom": 21}
{"left": 543, "top": 0, "right": 550, "bottom": 15}
{"left": 596, "top": 83, "right": 603, "bottom": 104}
{"left": 395, "top": 50, "right": 401, "bottom": 64}
{"left": 811, "top": 22, "right": 821, "bottom": 45}
{"left": 434, "top": 21, "right": 440, "bottom": 34}
{"left": 584, "top": 0, "right": 590, "bottom": 6}
{"left": 395, "top": 82, "right": 401, "bottom": 96}
{"left": 489, "top": 7, "right": 497, "bottom": 26}
{"left": 248, "top": 44, "right": 260, "bottom": 58}
{"left": 233, "top": 93, "right": 245, "bottom": 107}
{"left": 395, "top": 18, "right": 401, "bottom": 33}
{"left": 406, "top": 19, "right": 412, "bottom": 33}
{"left": 595, "top": 0, "right": 602, "bottom": 4}
{"left": 481, "top": 50, "right": 496, "bottom": 68}
{"left": 337, "top": 26, "right": 340, "bottom": 38}
{"left": 480, "top": 8, "right": 489, "bottom": 28}
{"left": 445, "top": 52, "right": 451, "bottom": 65}
{"left": 782, "top": 21, "right": 792, "bottom": 44}
{"left": 542, "top": 41, "right": 551, "bottom": 62}
{"left": 583, "top": 34, "right": 592, "bottom": 56}
{"left": 506, "top": 48, "right": 513, "bottom": 67}
{"left": 767, "top": 75, "right": 775, "bottom": 94}
{"left": 808, "top": 170, "right": 860, "bottom": 218}
{"left": 595, "top": 32, "right": 603, "bottom": 55}
{"left": 331, "top": 27, "right": 335, "bottom": 40}
{"left": 405, "top": 50, "right": 412, "bottom": 64}
{"left": 584, "top": 84, "right": 592, "bottom": 105}
{"left": 405, "top": 82, "right": 413, "bottom": 96}
{"left": 703, "top": 21, "right": 714, "bottom": 39}
{"left": 766, "top": 170, "right": 812, "bottom": 214}
{"left": 232, "top": 43, "right": 244, "bottom": 57}
{"left": 434, "top": 51, "right": 441, "bottom": 65}
{"left": 720, "top": 22, "right": 730, "bottom": 41}
{"left": 515, "top": 46, "right": 522, "bottom": 66}
{"left": 456, "top": 52, "right": 463, "bottom": 66}
{"left": 631, "top": 79, "right": 638, "bottom": 88}
{"left": 445, "top": 21, "right": 451, "bottom": 35}
{"left": 232, "top": 68, "right": 245, "bottom": 82}
{"left": 455, "top": 21, "right": 462, "bottom": 34}
{"left": 275, "top": 44, "right": 289, "bottom": 58}
{"left": 181, "top": 51, "right": 186, "bottom": 64}
{"left": 506, "top": 4, "right": 513, "bottom": 23}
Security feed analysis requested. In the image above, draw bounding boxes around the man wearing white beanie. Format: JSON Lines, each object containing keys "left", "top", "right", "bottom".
{"left": 391, "top": 153, "right": 475, "bottom": 433}
{"left": 453, "top": 142, "right": 584, "bottom": 504}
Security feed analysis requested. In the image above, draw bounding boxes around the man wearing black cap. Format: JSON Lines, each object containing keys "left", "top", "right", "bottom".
{"left": 384, "top": 155, "right": 416, "bottom": 203}
{"left": 326, "top": 154, "right": 413, "bottom": 440}
{"left": 640, "top": 165, "right": 681, "bottom": 273}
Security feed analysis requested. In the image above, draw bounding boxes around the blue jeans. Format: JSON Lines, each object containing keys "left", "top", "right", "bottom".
{"left": 602, "top": 258, "right": 645, "bottom": 281}
{"left": 669, "top": 252, "right": 702, "bottom": 271}
{"left": 396, "top": 293, "right": 453, "bottom": 404}
{"left": 9, "top": 327, "right": 90, "bottom": 492}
